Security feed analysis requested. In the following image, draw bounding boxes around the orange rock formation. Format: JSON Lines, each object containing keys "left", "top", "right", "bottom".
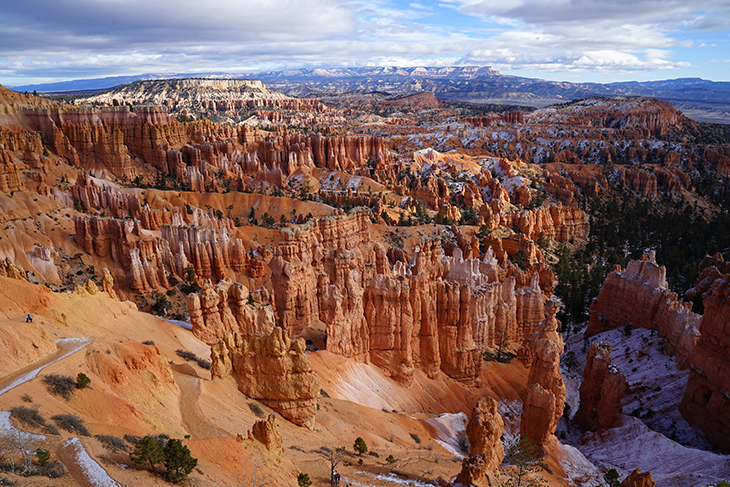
{"left": 454, "top": 397, "right": 505, "bottom": 487}
{"left": 520, "top": 297, "right": 565, "bottom": 449}
{"left": 210, "top": 327, "right": 319, "bottom": 429}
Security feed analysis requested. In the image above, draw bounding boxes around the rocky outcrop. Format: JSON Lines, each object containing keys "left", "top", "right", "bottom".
{"left": 74, "top": 214, "right": 264, "bottom": 292}
{"left": 520, "top": 297, "right": 565, "bottom": 449}
{"left": 210, "top": 328, "right": 319, "bottom": 429}
{"left": 575, "top": 342, "right": 627, "bottom": 430}
{"left": 101, "top": 267, "right": 117, "bottom": 299}
{"left": 453, "top": 397, "right": 505, "bottom": 487}
{"left": 248, "top": 414, "right": 283, "bottom": 454}
{"left": 680, "top": 273, "right": 730, "bottom": 451}
{"left": 187, "top": 279, "right": 275, "bottom": 345}
{"left": 0, "top": 149, "right": 23, "bottom": 193}
{"left": 587, "top": 253, "right": 700, "bottom": 369}
{"left": 500, "top": 205, "right": 589, "bottom": 243}
{"left": 0, "top": 258, "right": 25, "bottom": 280}
{"left": 621, "top": 469, "right": 655, "bottom": 487}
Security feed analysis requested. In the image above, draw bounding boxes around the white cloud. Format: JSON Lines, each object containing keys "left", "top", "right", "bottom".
{"left": 0, "top": 0, "right": 727, "bottom": 85}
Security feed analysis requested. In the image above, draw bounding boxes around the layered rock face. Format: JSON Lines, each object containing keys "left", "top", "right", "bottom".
{"left": 74, "top": 213, "right": 263, "bottom": 292}
{"left": 186, "top": 278, "right": 275, "bottom": 345}
{"left": 520, "top": 297, "right": 565, "bottom": 449}
{"left": 587, "top": 253, "right": 700, "bottom": 369}
{"left": 680, "top": 273, "right": 730, "bottom": 451}
{"left": 270, "top": 209, "right": 549, "bottom": 384}
{"left": 210, "top": 328, "right": 319, "bottom": 429}
{"left": 454, "top": 397, "right": 505, "bottom": 487}
{"left": 575, "top": 342, "right": 627, "bottom": 430}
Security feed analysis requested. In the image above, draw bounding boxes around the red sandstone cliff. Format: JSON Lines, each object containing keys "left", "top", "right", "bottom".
{"left": 270, "top": 209, "right": 549, "bottom": 384}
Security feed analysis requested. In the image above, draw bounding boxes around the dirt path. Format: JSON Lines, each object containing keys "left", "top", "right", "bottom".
{"left": 57, "top": 437, "right": 121, "bottom": 487}
{"left": 0, "top": 337, "right": 93, "bottom": 396}
{"left": 173, "top": 371, "right": 228, "bottom": 439}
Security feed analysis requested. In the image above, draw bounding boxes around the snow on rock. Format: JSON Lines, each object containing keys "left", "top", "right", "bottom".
{"left": 580, "top": 416, "right": 730, "bottom": 487}
{"left": 0, "top": 337, "right": 94, "bottom": 396}
{"left": 426, "top": 412, "right": 468, "bottom": 457}
{"left": 65, "top": 437, "right": 121, "bottom": 487}
{"left": 343, "top": 471, "right": 436, "bottom": 487}
{"left": 557, "top": 444, "right": 605, "bottom": 487}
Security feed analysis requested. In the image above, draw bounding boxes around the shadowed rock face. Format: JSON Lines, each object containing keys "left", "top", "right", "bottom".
{"left": 587, "top": 253, "right": 700, "bottom": 370}
{"left": 210, "top": 327, "right": 320, "bottom": 429}
{"left": 681, "top": 273, "right": 730, "bottom": 451}
{"left": 454, "top": 396, "right": 505, "bottom": 487}
{"left": 520, "top": 296, "right": 565, "bottom": 449}
{"left": 576, "top": 341, "right": 627, "bottom": 431}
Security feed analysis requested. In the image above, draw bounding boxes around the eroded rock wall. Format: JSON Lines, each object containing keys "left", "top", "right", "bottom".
{"left": 270, "top": 209, "right": 550, "bottom": 384}
{"left": 681, "top": 273, "right": 730, "bottom": 451}
{"left": 587, "top": 253, "right": 700, "bottom": 369}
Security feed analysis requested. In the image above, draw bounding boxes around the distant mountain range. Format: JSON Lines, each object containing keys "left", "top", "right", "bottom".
{"left": 8, "top": 66, "right": 730, "bottom": 124}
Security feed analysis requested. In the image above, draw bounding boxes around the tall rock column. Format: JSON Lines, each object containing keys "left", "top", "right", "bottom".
{"left": 454, "top": 397, "right": 505, "bottom": 487}
{"left": 520, "top": 297, "right": 565, "bottom": 449}
{"left": 575, "top": 342, "right": 627, "bottom": 430}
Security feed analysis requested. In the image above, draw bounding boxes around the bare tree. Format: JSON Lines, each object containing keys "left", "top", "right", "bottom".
{"left": 240, "top": 452, "right": 271, "bottom": 487}
{"left": 326, "top": 446, "right": 346, "bottom": 487}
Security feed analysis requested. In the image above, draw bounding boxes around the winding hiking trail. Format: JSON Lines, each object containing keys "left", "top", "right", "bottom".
{"left": 0, "top": 337, "right": 94, "bottom": 396}
{"left": 0, "top": 337, "right": 124, "bottom": 487}
{"left": 57, "top": 438, "right": 122, "bottom": 487}
{"left": 173, "top": 370, "right": 229, "bottom": 439}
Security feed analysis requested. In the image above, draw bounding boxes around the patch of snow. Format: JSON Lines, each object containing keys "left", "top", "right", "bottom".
{"left": 0, "top": 337, "right": 93, "bottom": 396}
{"left": 0, "top": 411, "right": 45, "bottom": 444}
{"left": 580, "top": 416, "right": 730, "bottom": 487}
{"left": 343, "top": 471, "right": 436, "bottom": 487}
{"left": 164, "top": 318, "right": 192, "bottom": 330}
{"left": 426, "top": 412, "right": 468, "bottom": 457}
{"left": 65, "top": 437, "right": 121, "bottom": 487}
{"left": 557, "top": 444, "right": 606, "bottom": 487}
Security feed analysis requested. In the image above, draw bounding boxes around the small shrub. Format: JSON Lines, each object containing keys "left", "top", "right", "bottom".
{"left": 410, "top": 432, "right": 421, "bottom": 444}
{"left": 163, "top": 438, "right": 197, "bottom": 483}
{"left": 11, "top": 405, "right": 60, "bottom": 435}
{"left": 142, "top": 340, "right": 155, "bottom": 346}
{"left": 124, "top": 434, "right": 141, "bottom": 445}
{"left": 385, "top": 454, "right": 397, "bottom": 464}
{"left": 298, "top": 472, "right": 313, "bottom": 487}
{"left": 52, "top": 414, "right": 90, "bottom": 436}
{"left": 76, "top": 373, "right": 91, "bottom": 389}
{"left": 96, "top": 434, "right": 129, "bottom": 453}
{"left": 131, "top": 435, "right": 164, "bottom": 470}
{"left": 175, "top": 349, "right": 211, "bottom": 369}
{"left": 604, "top": 468, "right": 620, "bottom": 487}
{"left": 248, "top": 402, "right": 266, "bottom": 418}
{"left": 35, "top": 449, "right": 50, "bottom": 466}
{"left": 21, "top": 394, "right": 33, "bottom": 403}
{"left": 42, "top": 374, "right": 76, "bottom": 400}
{"left": 354, "top": 437, "right": 368, "bottom": 455}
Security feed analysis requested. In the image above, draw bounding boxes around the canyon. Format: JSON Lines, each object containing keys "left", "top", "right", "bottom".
{"left": 0, "top": 76, "right": 727, "bottom": 487}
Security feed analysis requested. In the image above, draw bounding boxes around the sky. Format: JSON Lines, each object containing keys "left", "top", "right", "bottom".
{"left": 1, "top": 0, "right": 729, "bottom": 87}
